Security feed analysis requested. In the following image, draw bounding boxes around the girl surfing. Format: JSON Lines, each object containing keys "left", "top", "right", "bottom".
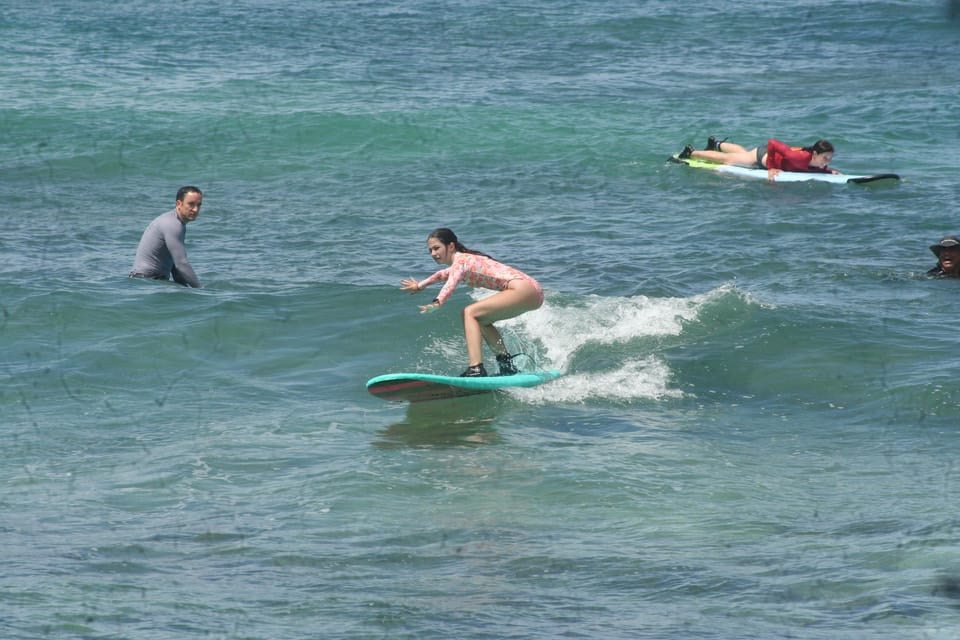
{"left": 400, "top": 228, "right": 544, "bottom": 377}
{"left": 678, "top": 137, "right": 839, "bottom": 181}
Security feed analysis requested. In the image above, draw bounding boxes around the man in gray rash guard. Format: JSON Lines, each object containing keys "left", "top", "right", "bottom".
{"left": 130, "top": 186, "right": 203, "bottom": 288}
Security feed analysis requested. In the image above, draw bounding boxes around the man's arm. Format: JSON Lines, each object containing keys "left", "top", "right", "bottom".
{"left": 165, "top": 227, "right": 202, "bottom": 288}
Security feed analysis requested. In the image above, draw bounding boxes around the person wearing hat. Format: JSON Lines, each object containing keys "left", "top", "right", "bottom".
{"left": 927, "top": 235, "right": 960, "bottom": 277}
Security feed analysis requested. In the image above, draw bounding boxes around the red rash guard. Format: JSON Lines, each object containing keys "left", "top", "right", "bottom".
{"left": 765, "top": 139, "right": 831, "bottom": 173}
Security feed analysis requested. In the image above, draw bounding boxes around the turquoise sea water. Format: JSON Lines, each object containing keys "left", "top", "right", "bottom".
{"left": 4, "top": 1, "right": 960, "bottom": 638}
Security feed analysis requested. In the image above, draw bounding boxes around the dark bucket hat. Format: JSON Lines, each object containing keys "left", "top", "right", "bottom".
{"left": 930, "top": 235, "right": 960, "bottom": 257}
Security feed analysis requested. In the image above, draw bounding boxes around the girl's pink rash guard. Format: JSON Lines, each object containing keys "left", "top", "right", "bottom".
{"left": 419, "top": 252, "right": 543, "bottom": 305}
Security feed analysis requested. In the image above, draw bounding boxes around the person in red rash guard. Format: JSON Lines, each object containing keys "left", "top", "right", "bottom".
{"left": 678, "top": 137, "right": 838, "bottom": 181}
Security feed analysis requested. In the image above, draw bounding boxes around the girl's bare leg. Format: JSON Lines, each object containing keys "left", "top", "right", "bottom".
{"left": 717, "top": 141, "right": 748, "bottom": 153}
{"left": 690, "top": 147, "right": 758, "bottom": 166}
{"left": 480, "top": 324, "right": 507, "bottom": 355}
{"left": 462, "top": 282, "right": 542, "bottom": 366}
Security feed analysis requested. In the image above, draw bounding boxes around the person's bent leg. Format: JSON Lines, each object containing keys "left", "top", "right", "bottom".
{"left": 461, "top": 281, "right": 542, "bottom": 366}
{"left": 718, "top": 141, "right": 748, "bottom": 153}
{"left": 462, "top": 308, "right": 486, "bottom": 367}
{"left": 480, "top": 323, "right": 507, "bottom": 355}
{"left": 690, "top": 148, "right": 758, "bottom": 166}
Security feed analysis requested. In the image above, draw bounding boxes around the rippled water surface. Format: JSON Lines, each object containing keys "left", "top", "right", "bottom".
{"left": 3, "top": 1, "right": 960, "bottom": 638}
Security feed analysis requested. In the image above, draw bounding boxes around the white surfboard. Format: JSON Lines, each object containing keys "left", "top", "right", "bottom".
{"left": 669, "top": 155, "right": 900, "bottom": 184}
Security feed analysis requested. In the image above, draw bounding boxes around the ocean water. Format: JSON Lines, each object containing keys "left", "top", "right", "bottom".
{"left": 3, "top": 1, "right": 960, "bottom": 638}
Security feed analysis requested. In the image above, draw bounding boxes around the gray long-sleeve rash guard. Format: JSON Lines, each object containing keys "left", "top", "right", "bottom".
{"left": 131, "top": 209, "right": 201, "bottom": 288}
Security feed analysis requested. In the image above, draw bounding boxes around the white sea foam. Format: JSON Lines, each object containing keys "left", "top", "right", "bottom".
{"left": 462, "top": 286, "right": 741, "bottom": 402}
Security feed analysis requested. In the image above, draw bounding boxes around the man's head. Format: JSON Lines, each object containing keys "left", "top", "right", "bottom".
{"left": 930, "top": 235, "right": 960, "bottom": 275}
{"left": 175, "top": 186, "right": 203, "bottom": 224}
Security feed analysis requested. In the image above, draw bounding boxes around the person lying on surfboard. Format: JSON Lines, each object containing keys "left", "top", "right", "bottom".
{"left": 400, "top": 228, "right": 544, "bottom": 378}
{"left": 677, "top": 137, "right": 839, "bottom": 181}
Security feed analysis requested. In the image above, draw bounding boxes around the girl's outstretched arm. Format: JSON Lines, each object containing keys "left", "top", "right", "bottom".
{"left": 400, "top": 277, "right": 422, "bottom": 293}
{"left": 417, "top": 301, "right": 441, "bottom": 314}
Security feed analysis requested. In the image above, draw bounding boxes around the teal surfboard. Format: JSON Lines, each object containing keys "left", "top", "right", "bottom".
{"left": 669, "top": 155, "right": 900, "bottom": 184}
{"left": 366, "top": 370, "right": 562, "bottom": 403}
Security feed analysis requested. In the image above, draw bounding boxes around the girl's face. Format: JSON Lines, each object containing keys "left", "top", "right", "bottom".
{"left": 427, "top": 237, "right": 456, "bottom": 265}
{"left": 810, "top": 151, "right": 833, "bottom": 167}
